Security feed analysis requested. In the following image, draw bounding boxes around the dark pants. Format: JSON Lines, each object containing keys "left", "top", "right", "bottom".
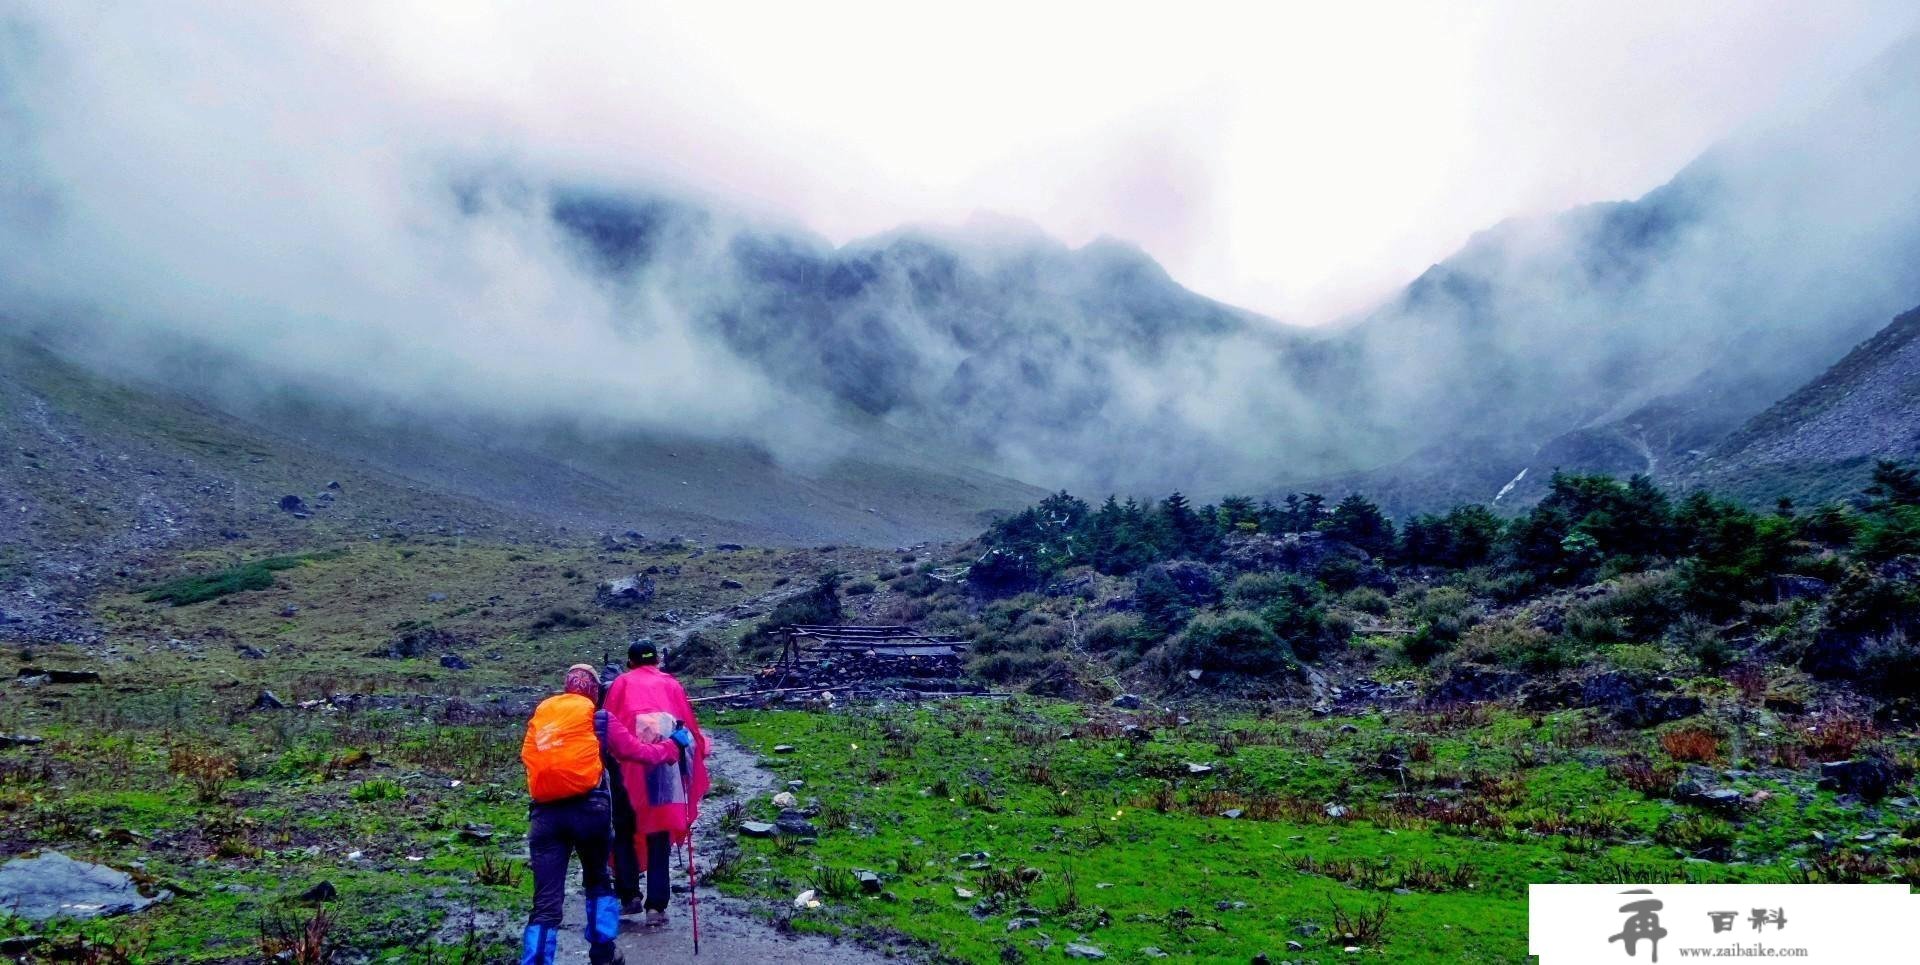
{"left": 645, "top": 830, "right": 671, "bottom": 911}
{"left": 527, "top": 794, "right": 613, "bottom": 927}
{"left": 608, "top": 767, "right": 641, "bottom": 903}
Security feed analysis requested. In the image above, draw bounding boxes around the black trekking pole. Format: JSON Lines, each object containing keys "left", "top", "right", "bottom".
{"left": 677, "top": 724, "right": 699, "bottom": 955}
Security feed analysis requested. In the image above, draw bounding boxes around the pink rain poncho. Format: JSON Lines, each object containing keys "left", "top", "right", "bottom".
{"left": 601, "top": 665, "right": 710, "bottom": 842}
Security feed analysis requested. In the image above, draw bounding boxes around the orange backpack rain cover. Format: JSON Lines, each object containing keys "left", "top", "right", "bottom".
{"left": 522, "top": 693, "right": 604, "bottom": 802}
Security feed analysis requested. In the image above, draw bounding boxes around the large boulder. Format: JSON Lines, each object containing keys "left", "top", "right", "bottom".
{"left": 1426, "top": 666, "right": 1523, "bottom": 704}
{"left": 595, "top": 574, "right": 657, "bottom": 609}
{"left": 0, "top": 851, "right": 165, "bottom": 921}
{"left": 1582, "top": 671, "right": 1702, "bottom": 728}
{"left": 1818, "top": 755, "right": 1901, "bottom": 801}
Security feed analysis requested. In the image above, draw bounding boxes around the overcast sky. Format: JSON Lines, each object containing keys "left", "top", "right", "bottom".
{"left": 12, "top": 1, "right": 1920, "bottom": 324}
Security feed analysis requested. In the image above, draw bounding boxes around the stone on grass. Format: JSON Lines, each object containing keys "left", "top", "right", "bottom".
{"left": 298, "top": 881, "right": 337, "bottom": 902}
{"left": 856, "top": 870, "right": 882, "bottom": 894}
{"left": 1006, "top": 917, "right": 1039, "bottom": 931}
{"left": 0, "top": 852, "right": 164, "bottom": 921}
{"left": 1818, "top": 757, "right": 1899, "bottom": 801}
{"left": 739, "top": 821, "right": 776, "bottom": 838}
{"left": 251, "top": 690, "right": 286, "bottom": 711}
{"left": 1140, "top": 948, "right": 1169, "bottom": 959}
{"left": 0, "top": 734, "right": 45, "bottom": 748}
{"left": 439, "top": 653, "right": 472, "bottom": 671}
{"left": 1186, "top": 762, "right": 1214, "bottom": 775}
{"left": 1221, "top": 808, "right": 1244, "bottom": 819}
{"left": 773, "top": 744, "right": 797, "bottom": 754}
{"left": 1064, "top": 943, "right": 1107, "bottom": 960}
{"left": 1112, "top": 694, "right": 1142, "bottom": 710}
{"left": 772, "top": 791, "right": 797, "bottom": 808}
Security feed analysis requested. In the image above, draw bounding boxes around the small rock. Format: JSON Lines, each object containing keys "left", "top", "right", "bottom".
{"left": 1324, "top": 803, "right": 1349, "bottom": 819}
{"left": 1140, "top": 949, "right": 1169, "bottom": 959}
{"left": 457, "top": 824, "right": 493, "bottom": 843}
{"left": 954, "top": 887, "right": 975, "bottom": 899}
{"left": 772, "top": 792, "right": 797, "bottom": 808}
{"left": 1187, "top": 669, "right": 1203, "bottom": 681}
{"left": 298, "top": 881, "right": 337, "bottom": 903}
{"left": 439, "top": 654, "right": 472, "bottom": 671}
{"left": 739, "top": 822, "right": 776, "bottom": 838}
{"left": 426, "top": 593, "right": 448, "bottom": 603}
{"left": 0, "top": 734, "right": 45, "bottom": 748}
{"left": 773, "top": 745, "right": 796, "bottom": 754}
{"left": 251, "top": 690, "right": 286, "bottom": 711}
{"left": 1006, "top": 917, "right": 1039, "bottom": 931}
{"left": 1186, "top": 762, "right": 1214, "bottom": 775}
{"left": 1063, "top": 943, "right": 1106, "bottom": 960}
{"left": 1221, "top": 809, "right": 1244, "bottom": 819}
{"left": 279, "top": 605, "right": 299, "bottom": 618}
{"left": 235, "top": 645, "right": 266, "bottom": 660}
{"left": 278, "top": 495, "right": 308, "bottom": 514}
{"left": 1112, "top": 694, "right": 1142, "bottom": 710}
{"left": 721, "top": 579, "right": 745, "bottom": 590}
{"left": 1287, "top": 941, "right": 1305, "bottom": 951}
{"left": 856, "top": 870, "right": 882, "bottom": 894}
{"left": 793, "top": 888, "right": 818, "bottom": 909}
{"left": 18, "top": 668, "right": 101, "bottom": 684}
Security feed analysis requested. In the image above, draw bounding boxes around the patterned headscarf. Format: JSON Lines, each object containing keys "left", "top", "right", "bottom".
{"left": 564, "top": 663, "right": 600, "bottom": 704}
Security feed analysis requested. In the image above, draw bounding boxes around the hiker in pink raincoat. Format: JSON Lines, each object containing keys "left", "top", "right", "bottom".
{"left": 601, "top": 638, "right": 709, "bottom": 927}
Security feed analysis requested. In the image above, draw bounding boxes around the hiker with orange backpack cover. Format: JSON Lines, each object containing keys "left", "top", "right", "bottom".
{"left": 601, "top": 639, "right": 709, "bottom": 928}
{"left": 520, "top": 664, "right": 692, "bottom": 965}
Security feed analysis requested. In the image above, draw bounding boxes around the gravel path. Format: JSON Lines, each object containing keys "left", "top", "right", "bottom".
{"left": 551, "top": 593, "right": 908, "bottom": 964}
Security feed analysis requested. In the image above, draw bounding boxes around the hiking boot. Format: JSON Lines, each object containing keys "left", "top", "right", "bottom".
{"left": 643, "top": 909, "right": 669, "bottom": 928}
{"left": 619, "top": 898, "right": 647, "bottom": 917}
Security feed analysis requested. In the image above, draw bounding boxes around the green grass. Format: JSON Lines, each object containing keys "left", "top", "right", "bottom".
{"left": 709, "top": 700, "right": 1917, "bottom": 963}
{"left": 141, "top": 552, "right": 338, "bottom": 606}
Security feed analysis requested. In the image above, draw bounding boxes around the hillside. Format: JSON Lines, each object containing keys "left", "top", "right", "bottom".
{"left": 0, "top": 335, "right": 1040, "bottom": 643}
{"left": 1673, "top": 304, "right": 1920, "bottom": 505}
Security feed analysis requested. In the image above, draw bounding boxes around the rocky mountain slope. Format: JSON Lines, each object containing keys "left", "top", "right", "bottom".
{"left": 1672, "top": 304, "right": 1920, "bottom": 504}
{"left": 0, "top": 335, "right": 1039, "bottom": 643}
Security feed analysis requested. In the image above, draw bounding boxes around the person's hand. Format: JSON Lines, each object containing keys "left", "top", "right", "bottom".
{"left": 594, "top": 709, "right": 610, "bottom": 744}
{"left": 669, "top": 725, "right": 694, "bottom": 751}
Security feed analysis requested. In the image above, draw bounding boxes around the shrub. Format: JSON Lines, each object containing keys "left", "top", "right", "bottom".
{"left": 1659, "top": 727, "right": 1722, "bottom": 764}
{"left": 844, "top": 581, "right": 877, "bottom": 596}
{"left": 143, "top": 553, "right": 325, "bottom": 606}
{"left": 1340, "top": 587, "right": 1391, "bottom": 617}
{"left": 1083, "top": 614, "right": 1160, "bottom": 655}
{"left": 970, "top": 652, "right": 1052, "bottom": 684}
{"left": 1166, "top": 611, "right": 1294, "bottom": 680}
{"left": 350, "top": 778, "right": 406, "bottom": 802}
{"left": 1457, "top": 619, "right": 1574, "bottom": 672}
{"left": 668, "top": 632, "right": 733, "bottom": 677}
{"left": 1655, "top": 812, "right": 1735, "bottom": 858}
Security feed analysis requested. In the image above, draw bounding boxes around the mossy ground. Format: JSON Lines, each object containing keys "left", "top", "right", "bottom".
{"left": 1, "top": 536, "right": 894, "bottom": 962}
{"left": 2, "top": 538, "right": 1914, "bottom": 963}
{"left": 710, "top": 699, "right": 1918, "bottom": 963}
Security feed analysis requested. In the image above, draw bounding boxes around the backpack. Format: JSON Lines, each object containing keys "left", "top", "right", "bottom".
{"left": 522, "top": 693, "right": 603, "bottom": 802}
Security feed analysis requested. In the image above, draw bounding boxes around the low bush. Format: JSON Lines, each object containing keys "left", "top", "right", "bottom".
{"left": 1166, "top": 611, "right": 1294, "bottom": 680}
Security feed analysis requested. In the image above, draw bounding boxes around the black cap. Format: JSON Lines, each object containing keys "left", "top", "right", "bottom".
{"left": 627, "top": 639, "right": 659, "bottom": 666}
